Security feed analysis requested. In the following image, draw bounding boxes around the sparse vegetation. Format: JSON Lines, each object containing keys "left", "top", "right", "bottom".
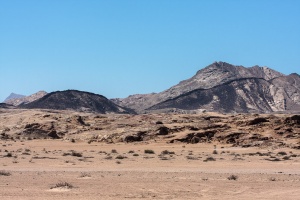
{"left": 71, "top": 151, "right": 83, "bottom": 157}
{"left": 228, "top": 175, "right": 238, "bottom": 180}
{"left": 277, "top": 151, "right": 287, "bottom": 156}
{"left": 0, "top": 170, "right": 11, "bottom": 176}
{"left": 160, "top": 156, "right": 170, "bottom": 160}
{"left": 98, "top": 151, "right": 107, "bottom": 154}
{"left": 115, "top": 155, "right": 127, "bottom": 159}
{"left": 282, "top": 156, "right": 291, "bottom": 160}
{"left": 63, "top": 151, "right": 83, "bottom": 157}
{"left": 111, "top": 149, "right": 118, "bottom": 153}
{"left": 51, "top": 181, "right": 74, "bottom": 189}
{"left": 161, "top": 150, "right": 175, "bottom": 155}
{"left": 5, "top": 152, "right": 13, "bottom": 157}
{"left": 204, "top": 156, "right": 216, "bottom": 162}
{"left": 186, "top": 156, "right": 199, "bottom": 160}
{"left": 105, "top": 156, "right": 113, "bottom": 160}
{"left": 80, "top": 172, "right": 91, "bottom": 178}
{"left": 144, "top": 149, "right": 155, "bottom": 154}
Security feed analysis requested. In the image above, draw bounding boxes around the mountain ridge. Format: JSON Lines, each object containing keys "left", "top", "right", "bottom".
{"left": 112, "top": 61, "right": 299, "bottom": 113}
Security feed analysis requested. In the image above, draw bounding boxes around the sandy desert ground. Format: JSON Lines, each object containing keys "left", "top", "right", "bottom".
{"left": 0, "top": 109, "right": 300, "bottom": 199}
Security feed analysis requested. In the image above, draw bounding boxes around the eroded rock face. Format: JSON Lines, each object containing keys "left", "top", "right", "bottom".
{"left": 112, "top": 62, "right": 300, "bottom": 113}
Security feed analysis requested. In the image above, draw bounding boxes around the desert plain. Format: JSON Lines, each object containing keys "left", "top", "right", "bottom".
{"left": 0, "top": 108, "right": 300, "bottom": 199}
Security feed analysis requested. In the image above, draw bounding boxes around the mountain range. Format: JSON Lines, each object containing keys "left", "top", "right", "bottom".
{"left": 4, "top": 91, "right": 47, "bottom": 106}
{"left": 3, "top": 62, "right": 300, "bottom": 114}
{"left": 112, "top": 62, "right": 300, "bottom": 113}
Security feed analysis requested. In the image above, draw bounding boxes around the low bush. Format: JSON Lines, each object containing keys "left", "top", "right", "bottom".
{"left": 144, "top": 149, "right": 155, "bottom": 154}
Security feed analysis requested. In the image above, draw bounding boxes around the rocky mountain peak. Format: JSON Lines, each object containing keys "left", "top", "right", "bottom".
{"left": 4, "top": 93, "right": 25, "bottom": 102}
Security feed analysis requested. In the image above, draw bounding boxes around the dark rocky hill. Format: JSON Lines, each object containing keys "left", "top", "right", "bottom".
{"left": 21, "top": 90, "right": 135, "bottom": 114}
{"left": 113, "top": 62, "right": 300, "bottom": 113}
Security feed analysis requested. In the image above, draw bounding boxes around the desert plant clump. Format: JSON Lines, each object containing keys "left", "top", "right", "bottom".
{"left": 0, "top": 170, "right": 11, "bottom": 176}
{"left": 277, "top": 151, "right": 287, "bottom": 156}
{"left": 282, "top": 156, "right": 291, "bottom": 160}
{"left": 104, "top": 156, "right": 113, "bottom": 160}
{"left": 116, "top": 161, "right": 121, "bottom": 164}
{"left": 203, "top": 156, "right": 216, "bottom": 162}
{"left": 212, "top": 150, "right": 218, "bottom": 154}
{"left": 5, "top": 152, "right": 13, "bottom": 157}
{"left": 79, "top": 172, "right": 91, "bottom": 178}
{"left": 115, "top": 155, "right": 127, "bottom": 159}
{"left": 71, "top": 151, "right": 83, "bottom": 157}
{"left": 111, "top": 149, "right": 118, "bottom": 154}
{"left": 132, "top": 153, "right": 139, "bottom": 156}
{"left": 227, "top": 175, "right": 238, "bottom": 180}
{"left": 51, "top": 181, "right": 74, "bottom": 189}
{"left": 128, "top": 150, "right": 135, "bottom": 154}
{"left": 160, "top": 156, "right": 170, "bottom": 160}
{"left": 161, "top": 150, "right": 175, "bottom": 155}
{"left": 144, "top": 149, "right": 155, "bottom": 154}
{"left": 186, "top": 156, "right": 199, "bottom": 160}
{"left": 98, "top": 151, "right": 107, "bottom": 154}
{"left": 269, "top": 177, "right": 276, "bottom": 181}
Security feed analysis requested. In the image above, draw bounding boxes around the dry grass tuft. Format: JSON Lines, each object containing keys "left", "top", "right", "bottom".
{"left": 51, "top": 181, "right": 74, "bottom": 189}
{"left": 0, "top": 170, "right": 11, "bottom": 176}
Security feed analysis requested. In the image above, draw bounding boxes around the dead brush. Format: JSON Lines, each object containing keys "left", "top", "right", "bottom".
{"left": 227, "top": 175, "right": 238, "bottom": 180}
{"left": 0, "top": 170, "right": 11, "bottom": 176}
{"left": 51, "top": 181, "right": 74, "bottom": 189}
{"left": 79, "top": 172, "right": 91, "bottom": 178}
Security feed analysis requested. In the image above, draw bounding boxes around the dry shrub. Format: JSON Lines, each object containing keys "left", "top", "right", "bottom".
{"left": 51, "top": 181, "right": 74, "bottom": 189}
{"left": 0, "top": 170, "right": 11, "bottom": 176}
{"left": 228, "top": 175, "right": 238, "bottom": 180}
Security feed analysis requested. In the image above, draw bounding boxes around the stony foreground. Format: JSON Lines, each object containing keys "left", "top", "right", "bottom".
{"left": 0, "top": 109, "right": 300, "bottom": 199}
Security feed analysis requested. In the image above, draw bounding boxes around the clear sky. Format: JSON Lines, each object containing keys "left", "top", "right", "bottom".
{"left": 1, "top": 0, "right": 299, "bottom": 102}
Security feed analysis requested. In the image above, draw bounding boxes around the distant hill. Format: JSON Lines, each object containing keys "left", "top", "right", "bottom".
{"left": 21, "top": 90, "right": 135, "bottom": 114}
{"left": 5, "top": 91, "right": 47, "bottom": 106}
{"left": 4, "top": 93, "right": 25, "bottom": 102}
{"left": 113, "top": 61, "right": 300, "bottom": 113}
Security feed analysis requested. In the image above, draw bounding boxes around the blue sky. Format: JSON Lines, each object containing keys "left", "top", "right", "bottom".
{"left": 1, "top": 0, "right": 299, "bottom": 101}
